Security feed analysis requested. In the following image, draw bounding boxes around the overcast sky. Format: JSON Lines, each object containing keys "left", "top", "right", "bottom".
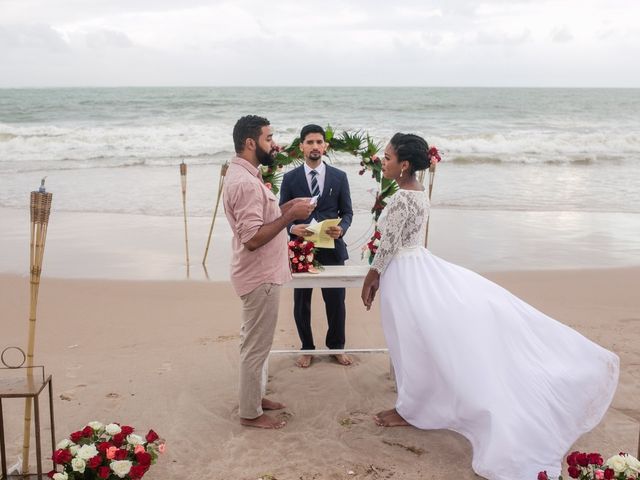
{"left": 0, "top": 0, "right": 639, "bottom": 87}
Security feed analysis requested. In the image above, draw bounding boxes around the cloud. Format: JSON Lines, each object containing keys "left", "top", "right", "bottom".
{"left": 476, "top": 29, "right": 531, "bottom": 45}
{"left": 0, "top": 24, "right": 69, "bottom": 52}
{"left": 551, "top": 26, "right": 573, "bottom": 43}
{"left": 84, "top": 29, "right": 133, "bottom": 49}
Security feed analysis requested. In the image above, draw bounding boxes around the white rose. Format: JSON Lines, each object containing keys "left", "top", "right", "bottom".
{"left": 625, "top": 455, "right": 640, "bottom": 474}
{"left": 53, "top": 473, "right": 68, "bottom": 480}
{"left": 69, "top": 445, "right": 79, "bottom": 456}
{"left": 71, "top": 457, "right": 86, "bottom": 473}
{"left": 126, "top": 433, "right": 145, "bottom": 445}
{"left": 606, "top": 455, "right": 628, "bottom": 474}
{"left": 76, "top": 444, "right": 99, "bottom": 460}
{"left": 56, "top": 439, "right": 73, "bottom": 450}
{"left": 110, "top": 460, "right": 133, "bottom": 478}
{"left": 105, "top": 423, "right": 122, "bottom": 435}
{"left": 88, "top": 421, "right": 104, "bottom": 431}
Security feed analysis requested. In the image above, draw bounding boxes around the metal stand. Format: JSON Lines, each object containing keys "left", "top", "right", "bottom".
{"left": 0, "top": 349, "right": 55, "bottom": 480}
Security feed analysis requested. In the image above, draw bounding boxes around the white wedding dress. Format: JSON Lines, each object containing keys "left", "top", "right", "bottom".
{"left": 371, "top": 189, "right": 619, "bottom": 480}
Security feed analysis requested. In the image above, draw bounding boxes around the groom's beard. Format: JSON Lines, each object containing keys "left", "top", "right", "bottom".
{"left": 308, "top": 151, "right": 322, "bottom": 161}
{"left": 257, "top": 145, "right": 276, "bottom": 166}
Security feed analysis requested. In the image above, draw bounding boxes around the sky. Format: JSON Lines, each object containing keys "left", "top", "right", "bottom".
{"left": 0, "top": 0, "right": 639, "bottom": 87}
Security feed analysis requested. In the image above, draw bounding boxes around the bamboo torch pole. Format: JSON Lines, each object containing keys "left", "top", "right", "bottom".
{"left": 202, "top": 162, "right": 228, "bottom": 265}
{"left": 424, "top": 161, "right": 437, "bottom": 247}
{"left": 21, "top": 177, "right": 52, "bottom": 474}
{"left": 180, "top": 162, "right": 190, "bottom": 271}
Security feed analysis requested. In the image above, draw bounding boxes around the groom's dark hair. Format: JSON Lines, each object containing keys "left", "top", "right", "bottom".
{"left": 300, "top": 124, "right": 326, "bottom": 142}
{"left": 233, "top": 115, "right": 270, "bottom": 153}
{"left": 390, "top": 133, "right": 429, "bottom": 174}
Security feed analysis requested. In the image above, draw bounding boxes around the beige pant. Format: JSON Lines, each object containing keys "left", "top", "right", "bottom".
{"left": 238, "top": 283, "right": 281, "bottom": 419}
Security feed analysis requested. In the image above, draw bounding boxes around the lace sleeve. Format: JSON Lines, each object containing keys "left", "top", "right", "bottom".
{"left": 371, "top": 193, "right": 408, "bottom": 274}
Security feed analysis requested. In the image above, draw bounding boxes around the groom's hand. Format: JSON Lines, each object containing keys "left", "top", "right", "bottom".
{"left": 291, "top": 224, "right": 312, "bottom": 237}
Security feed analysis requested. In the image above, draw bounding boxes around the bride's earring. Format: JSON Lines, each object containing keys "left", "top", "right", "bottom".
{"left": 400, "top": 169, "right": 405, "bottom": 179}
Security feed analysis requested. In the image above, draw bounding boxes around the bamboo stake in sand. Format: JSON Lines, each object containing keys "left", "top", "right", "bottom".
{"left": 180, "top": 162, "right": 190, "bottom": 270}
{"left": 22, "top": 178, "right": 52, "bottom": 474}
{"left": 202, "top": 162, "right": 228, "bottom": 265}
{"left": 423, "top": 161, "right": 437, "bottom": 247}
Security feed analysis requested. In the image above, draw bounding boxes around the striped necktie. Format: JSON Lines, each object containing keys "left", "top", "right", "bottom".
{"left": 310, "top": 170, "right": 320, "bottom": 197}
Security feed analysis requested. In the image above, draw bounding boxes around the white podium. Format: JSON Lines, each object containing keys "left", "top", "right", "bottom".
{"left": 268, "top": 264, "right": 394, "bottom": 380}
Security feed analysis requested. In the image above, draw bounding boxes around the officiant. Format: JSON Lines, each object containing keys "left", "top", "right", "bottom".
{"left": 279, "top": 124, "right": 354, "bottom": 368}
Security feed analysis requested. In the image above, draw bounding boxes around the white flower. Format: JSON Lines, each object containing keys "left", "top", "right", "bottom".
{"left": 110, "top": 460, "right": 133, "bottom": 478}
{"left": 606, "top": 455, "right": 628, "bottom": 474}
{"left": 52, "top": 473, "right": 68, "bottom": 480}
{"left": 88, "top": 421, "right": 104, "bottom": 431}
{"left": 126, "top": 433, "right": 145, "bottom": 445}
{"left": 71, "top": 457, "right": 86, "bottom": 473}
{"left": 105, "top": 423, "right": 122, "bottom": 435}
{"left": 69, "top": 445, "right": 79, "bottom": 456}
{"left": 625, "top": 455, "right": 640, "bottom": 474}
{"left": 76, "top": 444, "right": 99, "bottom": 460}
{"left": 56, "top": 439, "right": 73, "bottom": 450}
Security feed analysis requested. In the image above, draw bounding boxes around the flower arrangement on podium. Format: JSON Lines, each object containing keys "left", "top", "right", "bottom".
{"left": 49, "top": 422, "right": 165, "bottom": 480}
{"left": 288, "top": 238, "right": 320, "bottom": 274}
{"left": 537, "top": 451, "right": 640, "bottom": 480}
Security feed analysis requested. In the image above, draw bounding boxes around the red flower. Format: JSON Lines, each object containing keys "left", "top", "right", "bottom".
{"left": 112, "top": 433, "right": 125, "bottom": 447}
{"left": 428, "top": 146, "right": 442, "bottom": 163}
{"left": 70, "top": 430, "right": 84, "bottom": 443}
{"left": 136, "top": 451, "right": 152, "bottom": 466}
{"left": 568, "top": 465, "right": 580, "bottom": 478}
{"left": 82, "top": 425, "right": 94, "bottom": 437}
{"left": 98, "top": 466, "right": 111, "bottom": 479}
{"left": 587, "top": 453, "right": 604, "bottom": 466}
{"left": 576, "top": 452, "right": 589, "bottom": 467}
{"left": 130, "top": 464, "right": 148, "bottom": 479}
{"left": 114, "top": 448, "right": 129, "bottom": 460}
{"left": 145, "top": 429, "right": 159, "bottom": 443}
{"left": 358, "top": 169, "right": 365, "bottom": 176}
{"left": 373, "top": 230, "right": 381, "bottom": 240}
{"left": 604, "top": 468, "right": 615, "bottom": 480}
{"left": 97, "top": 442, "right": 113, "bottom": 453}
{"left": 53, "top": 449, "right": 72, "bottom": 464}
{"left": 567, "top": 451, "right": 580, "bottom": 467}
{"left": 120, "top": 425, "right": 134, "bottom": 435}
{"left": 47, "top": 470, "right": 56, "bottom": 478}
{"left": 87, "top": 455, "right": 102, "bottom": 469}
{"left": 537, "top": 471, "right": 548, "bottom": 480}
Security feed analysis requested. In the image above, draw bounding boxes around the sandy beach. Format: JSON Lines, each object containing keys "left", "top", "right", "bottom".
{"left": 1, "top": 268, "right": 638, "bottom": 480}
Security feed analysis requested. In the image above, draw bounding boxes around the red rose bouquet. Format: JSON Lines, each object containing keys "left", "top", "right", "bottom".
{"left": 288, "top": 238, "right": 320, "bottom": 273}
{"left": 49, "top": 422, "right": 165, "bottom": 480}
{"left": 537, "top": 451, "right": 639, "bottom": 480}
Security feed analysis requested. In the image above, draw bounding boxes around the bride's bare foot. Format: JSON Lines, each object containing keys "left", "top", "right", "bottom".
{"left": 332, "top": 353, "right": 353, "bottom": 366}
{"left": 374, "top": 408, "right": 410, "bottom": 427}
{"left": 295, "top": 354, "right": 313, "bottom": 368}
{"left": 374, "top": 408, "right": 396, "bottom": 422}
{"left": 261, "top": 398, "right": 285, "bottom": 410}
{"left": 240, "top": 413, "right": 286, "bottom": 429}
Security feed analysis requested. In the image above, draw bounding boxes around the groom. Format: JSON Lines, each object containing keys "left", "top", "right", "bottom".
{"left": 279, "top": 124, "right": 354, "bottom": 368}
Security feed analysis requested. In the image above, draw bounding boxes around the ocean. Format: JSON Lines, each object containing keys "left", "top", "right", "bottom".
{"left": 1, "top": 87, "right": 639, "bottom": 278}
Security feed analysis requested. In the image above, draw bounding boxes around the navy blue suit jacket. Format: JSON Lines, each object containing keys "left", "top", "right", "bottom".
{"left": 279, "top": 162, "right": 353, "bottom": 262}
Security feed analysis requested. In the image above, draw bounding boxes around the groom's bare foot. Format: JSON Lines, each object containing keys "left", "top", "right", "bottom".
{"left": 374, "top": 408, "right": 410, "bottom": 427}
{"left": 261, "top": 398, "right": 285, "bottom": 410}
{"left": 240, "top": 413, "right": 286, "bottom": 429}
{"left": 296, "top": 354, "right": 313, "bottom": 368}
{"left": 332, "top": 353, "right": 353, "bottom": 366}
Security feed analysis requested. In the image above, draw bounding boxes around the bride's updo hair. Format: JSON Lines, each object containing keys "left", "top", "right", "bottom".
{"left": 389, "top": 133, "right": 429, "bottom": 174}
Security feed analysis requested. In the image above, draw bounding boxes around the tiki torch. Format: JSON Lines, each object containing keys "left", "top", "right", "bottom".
{"left": 180, "top": 161, "right": 190, "bottom": 269}
{"left": 21, "top": 177, "right": 53, "bottom": 473}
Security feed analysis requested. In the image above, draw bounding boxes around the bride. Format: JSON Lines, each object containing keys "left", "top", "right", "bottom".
{"left": 360, "top": 133, "right": 619, "bottom": 480}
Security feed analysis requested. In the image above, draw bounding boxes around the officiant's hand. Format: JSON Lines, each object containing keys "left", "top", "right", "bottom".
{"left": 291, "top": 224, "right": 313, "bottom": 237}
{"left": 325, "top": 226, "right": 343, "bottom": 239}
